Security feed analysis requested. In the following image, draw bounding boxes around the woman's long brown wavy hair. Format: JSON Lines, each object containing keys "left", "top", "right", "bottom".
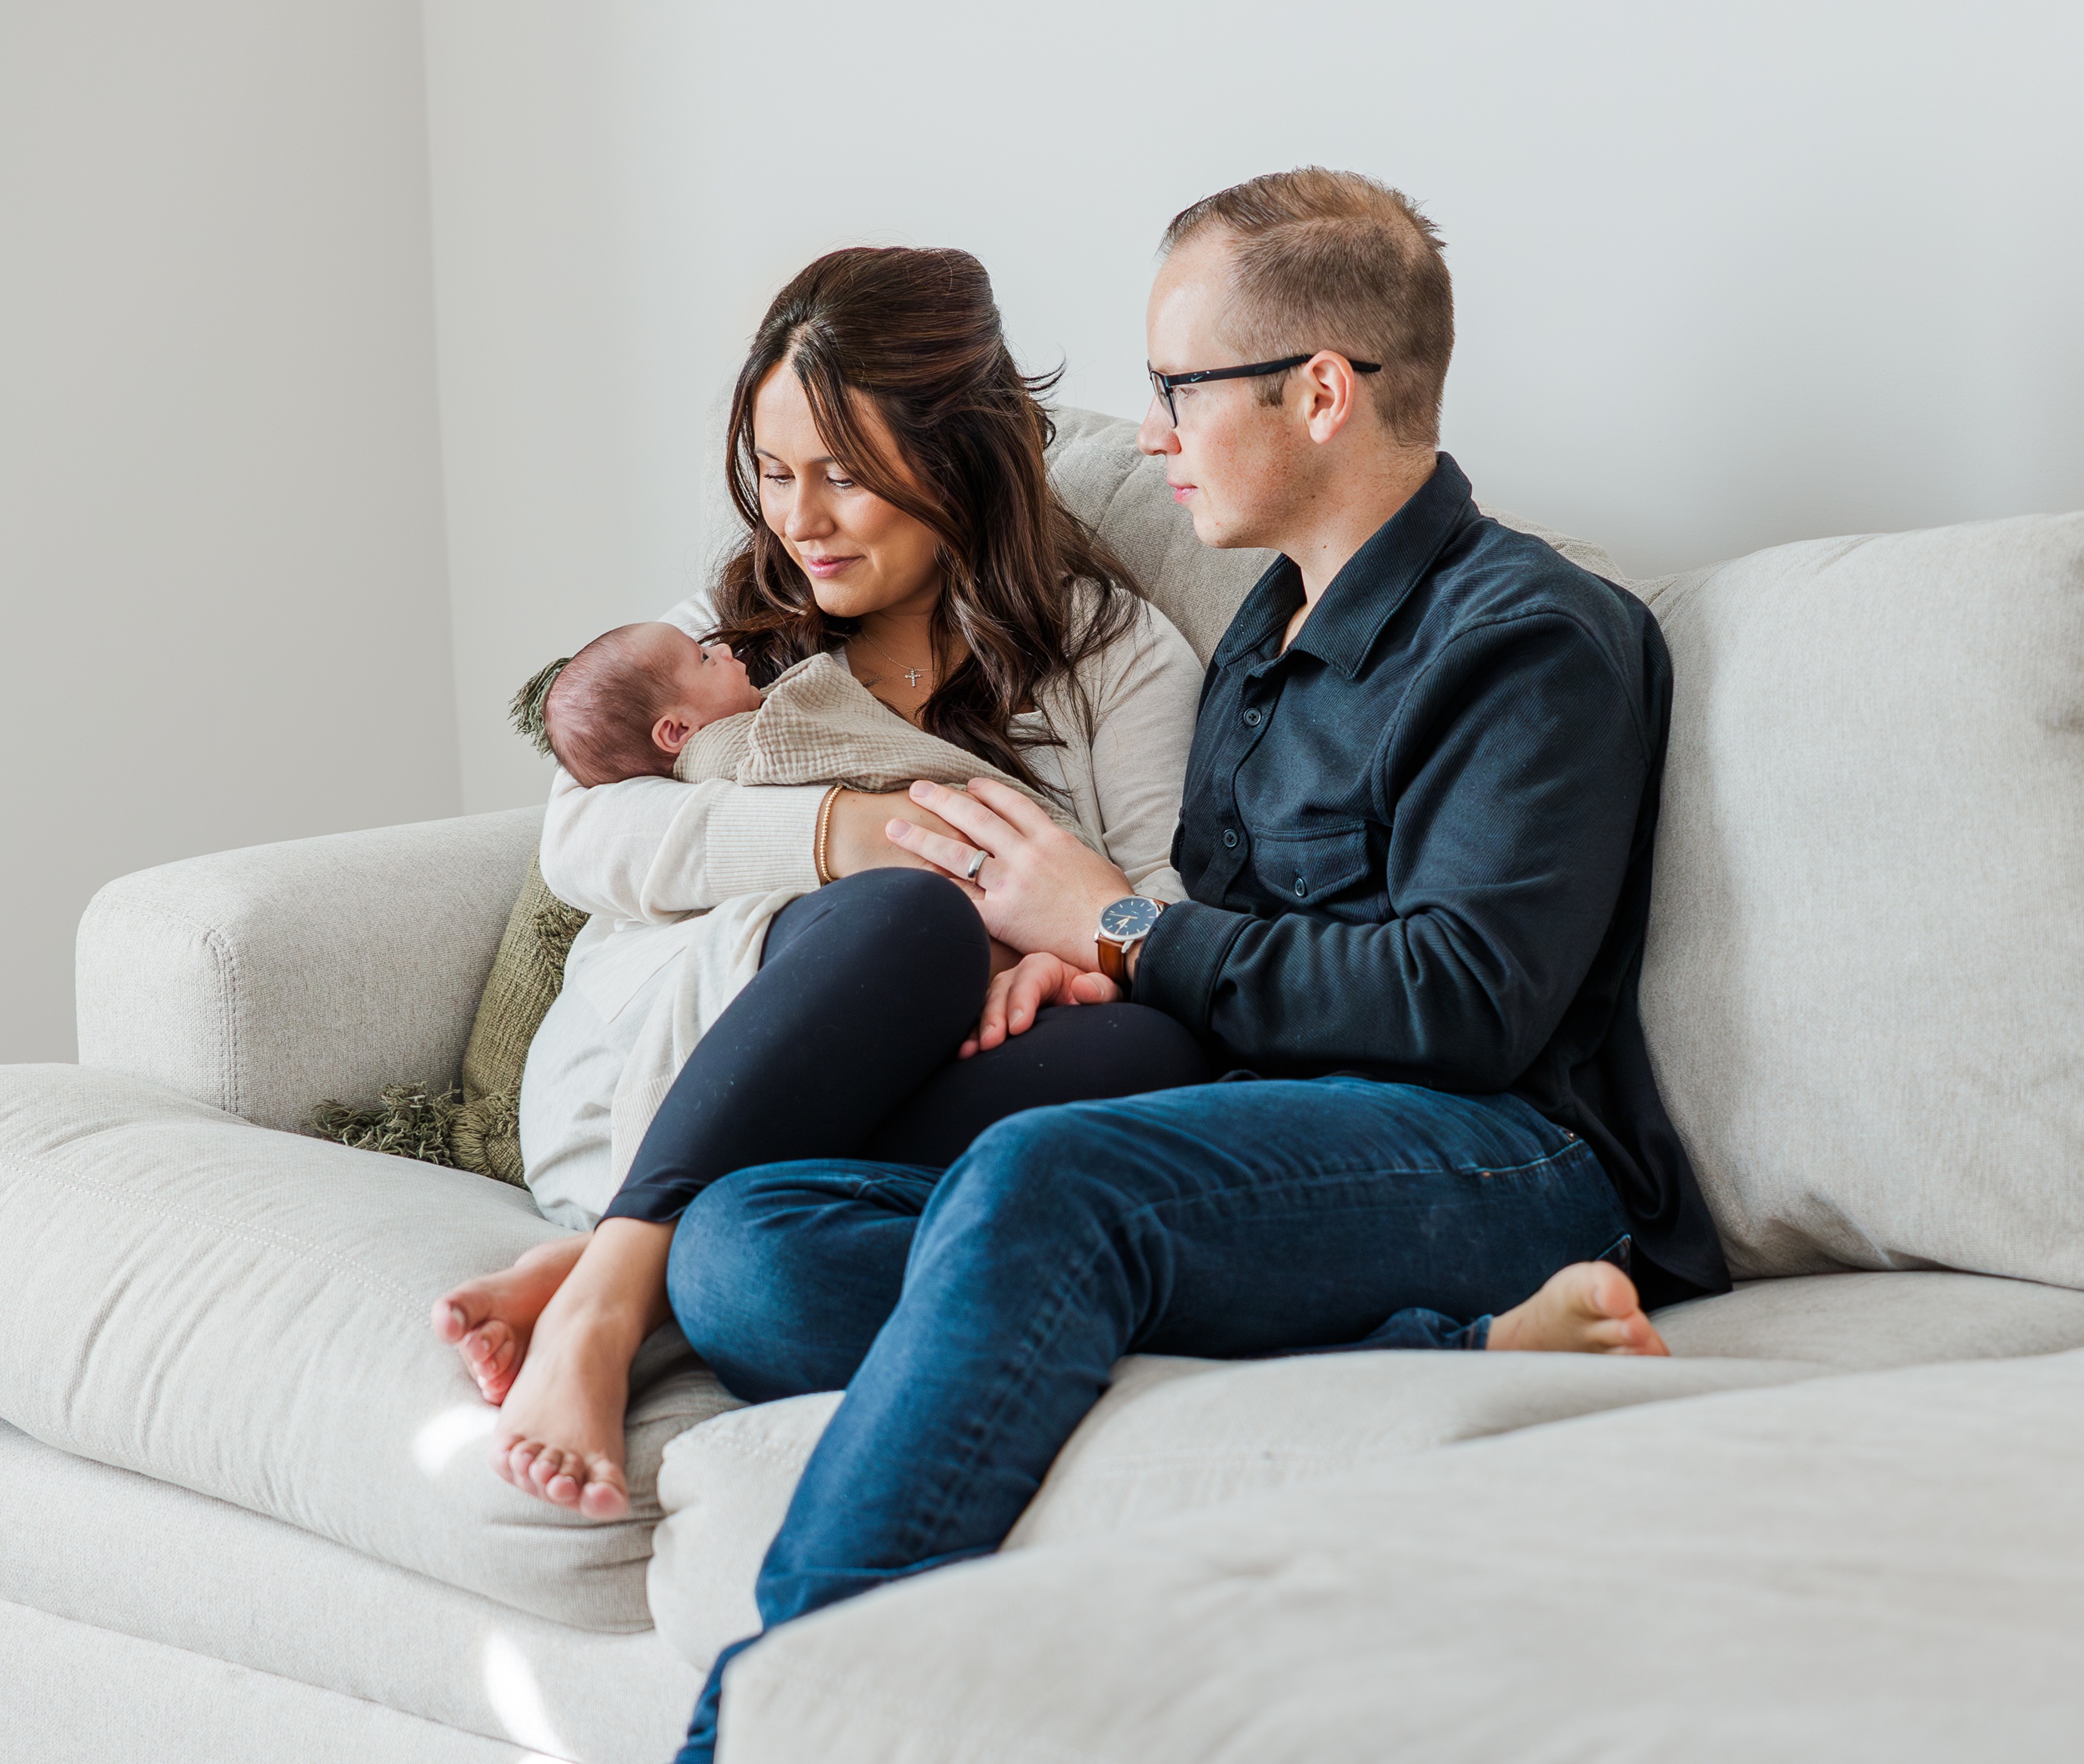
{"left": 706, "top": 246, "right": 1142, "bottom": 791}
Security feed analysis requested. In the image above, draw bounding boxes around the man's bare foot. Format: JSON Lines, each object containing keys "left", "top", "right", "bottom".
{"left": 488, "top": 1290, "right": 639, "bottom": 1518}
{"left": 431, "top": 1234, "right": 587, "bottom": 1403}
{"left": 1486, "top": 1260, "right": 1670, "bottom": 1356}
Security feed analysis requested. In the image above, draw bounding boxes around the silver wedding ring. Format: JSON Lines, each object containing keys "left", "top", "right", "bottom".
{"left": 963, "top": 848, "right": 987, "bottom": 883}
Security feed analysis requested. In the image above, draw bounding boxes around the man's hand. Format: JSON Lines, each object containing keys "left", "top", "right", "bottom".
{"left": 884, "top": 777, "right": 1133, "bottom": 965}
{"left": 959, "top": 952, "right": 1120, "bottom": 1058}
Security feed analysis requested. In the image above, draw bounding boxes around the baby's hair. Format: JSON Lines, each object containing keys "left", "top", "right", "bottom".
{"left": 541, "top": 625, "right": 685, "bottom": 788}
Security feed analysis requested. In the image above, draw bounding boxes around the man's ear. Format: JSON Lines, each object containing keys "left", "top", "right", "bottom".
{"left": 654, "top": 714, "right": 695, "bottom": 755}
{"left": 1297, "top": 353, "right": 1364, "bottom": 446}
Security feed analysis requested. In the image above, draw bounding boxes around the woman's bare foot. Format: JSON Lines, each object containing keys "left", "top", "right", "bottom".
{"left": 431, "top": 1234, "right": 588, "bottom": 1403}
{"left": 489, "top": 1290, "right": 641, "bottom": 1517}
{"left": 1486, "top": 1260, "right": 1670, "bottom": 1356}
{"left": 484, "top": 1218, "right": 674, "bottom": 1519}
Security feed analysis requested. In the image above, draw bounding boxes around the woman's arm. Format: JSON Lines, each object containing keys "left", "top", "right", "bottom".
{"left": 539, "top": 767, "right": 826, "bottom": 921}
{"left": 1066, "top": 599, "right": 1205, "bottom": 900}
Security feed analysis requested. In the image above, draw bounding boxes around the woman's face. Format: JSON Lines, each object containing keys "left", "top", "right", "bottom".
{"left": 752, "top": 367, "right": 943, "bottom": 621}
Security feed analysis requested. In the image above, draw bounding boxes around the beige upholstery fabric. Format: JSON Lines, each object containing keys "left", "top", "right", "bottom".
{"left": 0, "top": 1064, "right": 744, "bottom": 1631}
{"left": 1654, "top": 1270, "right": 2084, "bottom": 1366}
{"left": 1637, "top": 514, "right": 2084, "bottom": 1282}
{"left": 76, "top": 806, "right": 544, "bottom": 1134}
{"left": 1, "top": 1600, "right": 518, "bottom": 1764}
{"left": 1045, "top": 407, "right": 1627, "bottom": 663}
{"left": 0, "top": 1421, "right": 691, "bottom": 1764}
{"left": 649, "top": 1349, "right": 1821, "bottom": 1670}
{"left": 721, "top": 1349, "right": 2084, "bottom": 1762}
{"left": 648, "top": 1265, "right": 2084, "bottom": 1671}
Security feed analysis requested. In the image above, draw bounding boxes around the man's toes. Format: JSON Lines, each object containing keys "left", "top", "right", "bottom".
{"left": 1577, "top": 1262, "right": 1635, "bottom": 1318}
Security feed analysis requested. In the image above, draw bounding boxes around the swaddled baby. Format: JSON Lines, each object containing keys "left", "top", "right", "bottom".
{"left": 539, "top": 619, "right": 1092, "bottom": 1196}
{"left": 540, "top": 620, "right": 1091, "bottom": 814}
{"left": 541, "top": 623, "right": 764, "bottom": 788}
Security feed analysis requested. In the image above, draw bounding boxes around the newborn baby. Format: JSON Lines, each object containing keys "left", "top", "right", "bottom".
{"left": 542, "top": 623, "right": 764, "bottom": 788}
{"left": 528, "top": 623, "right": 1100, "bottom": 1195}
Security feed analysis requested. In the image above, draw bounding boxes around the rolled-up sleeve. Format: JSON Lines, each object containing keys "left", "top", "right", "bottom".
{"left": 539, "top": 767, "right": 824, "bottom": 921}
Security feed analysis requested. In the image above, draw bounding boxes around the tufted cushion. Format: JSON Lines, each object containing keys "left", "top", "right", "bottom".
{"left": 1637, "top": 514, "right": 2084, "bottom": 1281}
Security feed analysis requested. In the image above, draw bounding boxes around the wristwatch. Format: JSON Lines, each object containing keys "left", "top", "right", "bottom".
{"left": 1095, "top": 895, "right": 1164, "bottom": 984}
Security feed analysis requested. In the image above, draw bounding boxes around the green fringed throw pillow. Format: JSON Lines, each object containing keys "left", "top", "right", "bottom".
{"left": 309, "top": 854, "right": 587, "bottom": 1185}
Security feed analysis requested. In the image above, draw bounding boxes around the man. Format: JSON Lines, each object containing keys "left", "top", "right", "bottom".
{"left": 674, "top": 167, "right": 1729, "bottom": 1761}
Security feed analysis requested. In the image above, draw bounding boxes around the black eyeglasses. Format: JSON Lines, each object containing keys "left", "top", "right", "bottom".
{"left": 1146, "top": 352, "right": 1382, "bottom": 427}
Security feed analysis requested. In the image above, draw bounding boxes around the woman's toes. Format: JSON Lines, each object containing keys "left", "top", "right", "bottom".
{"left": 527, "top": 1447, "right": 564, "bottom": 1495}
{"left": 432, "top": 1297, "right": 470, "bottom": 1344}
{"left": 579, "top": 1466, "right": 630, "bottom": 1521}
{"left": 544, "top": 1467, "right": 583, "bottom": 1506}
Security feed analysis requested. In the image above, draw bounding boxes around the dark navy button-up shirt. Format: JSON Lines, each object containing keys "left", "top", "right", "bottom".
{"left": 1135, "top": 454, "right": 1729, "bottom": 1305}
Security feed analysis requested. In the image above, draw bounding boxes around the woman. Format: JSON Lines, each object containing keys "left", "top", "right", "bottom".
{"left": 432, "top": 247, "right": 1207, "bottom": 1517}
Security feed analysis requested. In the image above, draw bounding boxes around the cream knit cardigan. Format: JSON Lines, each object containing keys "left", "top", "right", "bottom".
{"left": 534, "top": 590, "right": 1203, "bottom": 1219}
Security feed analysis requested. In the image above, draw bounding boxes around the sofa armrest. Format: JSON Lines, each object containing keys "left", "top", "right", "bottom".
{"left": 75, "top": 807, "right": 544, "bottom": 1133}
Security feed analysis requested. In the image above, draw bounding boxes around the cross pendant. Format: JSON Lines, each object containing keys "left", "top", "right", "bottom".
{"left": 903, "top": 668, "right": 926, "bottom": 688}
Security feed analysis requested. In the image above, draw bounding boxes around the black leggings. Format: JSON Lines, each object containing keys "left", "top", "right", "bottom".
{"left": 605, "top": 869, "right": 1209, "bottom": 1225}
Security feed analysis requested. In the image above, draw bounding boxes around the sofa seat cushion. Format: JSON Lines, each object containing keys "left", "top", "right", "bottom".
{"left": 1652, "top": 1269, "right": 2084, "bottom": 1368}
{"left": 649, "top": 1346, "right": 1820, "bottom": 1670}
{"left": 0, "top": 1421, "right": 694, "bottom": 1764}
{"left": 0, "top": 1064, "right": 743, "bottom": 1631}
{"left": 720, "top": 1348, "right": 2084, "bottom": 1762}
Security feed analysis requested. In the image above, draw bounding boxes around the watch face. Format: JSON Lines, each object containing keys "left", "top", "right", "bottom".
{"left": 1100, "top": 896, "right": 1160, "bottom": 941}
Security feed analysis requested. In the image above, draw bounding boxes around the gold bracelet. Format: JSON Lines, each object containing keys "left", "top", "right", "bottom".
{"left": 813, "top": 785, "right": 843, "bottom": 886}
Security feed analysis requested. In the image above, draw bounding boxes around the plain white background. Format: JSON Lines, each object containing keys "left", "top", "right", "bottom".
{"left": 4, "top": 0, "right": 2081, "bottom": 1060}
{"left": 1, "top": 2, "right": 457, "bottom": 1064}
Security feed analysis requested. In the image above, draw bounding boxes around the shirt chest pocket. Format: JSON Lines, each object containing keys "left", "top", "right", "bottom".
{"left": 1247, "top": 823, "right": 1376, "bottom": 913}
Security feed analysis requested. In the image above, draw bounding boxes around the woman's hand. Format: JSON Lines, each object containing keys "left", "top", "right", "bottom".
{"left": 824, "top": 788, "right": 965, "bottom": 879}
{"left": 959, "top": 952, "right": 1120, "bottom": 1059}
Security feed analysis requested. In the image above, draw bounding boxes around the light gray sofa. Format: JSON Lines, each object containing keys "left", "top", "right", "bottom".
{"left": 4, "top": 411, "right": 2080, "bottom": 1762}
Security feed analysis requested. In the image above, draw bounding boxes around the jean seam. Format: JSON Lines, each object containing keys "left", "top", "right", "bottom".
{"left": 892, "top": 1144, "right": 1579, "bottom": 1551}
{"left": 899, "top": 1215, "right": 1123, "bottom": 1559}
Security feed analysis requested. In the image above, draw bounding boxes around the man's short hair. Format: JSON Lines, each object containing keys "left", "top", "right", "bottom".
{"left": 1161, "top": 168, "right": 1453, "bottom": 446}
{"left": 542, "top": 624, "right": 680, "bottom": 788}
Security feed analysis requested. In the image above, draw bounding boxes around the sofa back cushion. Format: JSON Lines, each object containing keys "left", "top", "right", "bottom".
{"left": 1638, "top": 514, "right": 2084, "bottom": 1281}
{"left": 1045, "top": 408, "right": 1623, "bottom": 662}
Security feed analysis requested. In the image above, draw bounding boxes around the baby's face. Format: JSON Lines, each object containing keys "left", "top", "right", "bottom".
{"left": 644, "top": 624, "right": 764, "bottom": 748}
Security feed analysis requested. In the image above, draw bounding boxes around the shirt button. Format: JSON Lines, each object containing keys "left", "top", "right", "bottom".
{"left": 1222, "top": 829, "right": 1239, "bottom": 849}
{"left": 1242, "top": 707, "right": 1263, "bottom": 727}
{"left": 1293, "top": 878, "right": 1306, "bottom": 897}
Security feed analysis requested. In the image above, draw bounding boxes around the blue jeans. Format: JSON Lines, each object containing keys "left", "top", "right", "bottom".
{"left": 666, "top": 1076, "right": 1629, "bottom": 1762}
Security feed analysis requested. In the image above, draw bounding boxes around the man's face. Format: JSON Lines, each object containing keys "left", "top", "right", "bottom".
{"left": 1138, "top": 230, "right": 1302, "bottom": 551}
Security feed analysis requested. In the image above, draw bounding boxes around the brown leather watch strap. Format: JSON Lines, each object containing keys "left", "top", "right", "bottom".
{"left": 1095, "top": 936, "right": 1129, "bottom": 983}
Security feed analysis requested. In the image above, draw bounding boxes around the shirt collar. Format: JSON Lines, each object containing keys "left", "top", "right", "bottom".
{"left": 1212, "top": 454, "right": 1476, "bottom": 678}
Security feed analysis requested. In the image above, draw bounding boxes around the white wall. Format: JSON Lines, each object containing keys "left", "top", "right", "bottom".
{"left": 8, "top": 3, "right": 2079, "bottom": 1058}
{"left": 426, "top": 0, "right": 2084, "bottom": 813}
{"left": 0, "top": 2, "right": 459, "bottom": 1061}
